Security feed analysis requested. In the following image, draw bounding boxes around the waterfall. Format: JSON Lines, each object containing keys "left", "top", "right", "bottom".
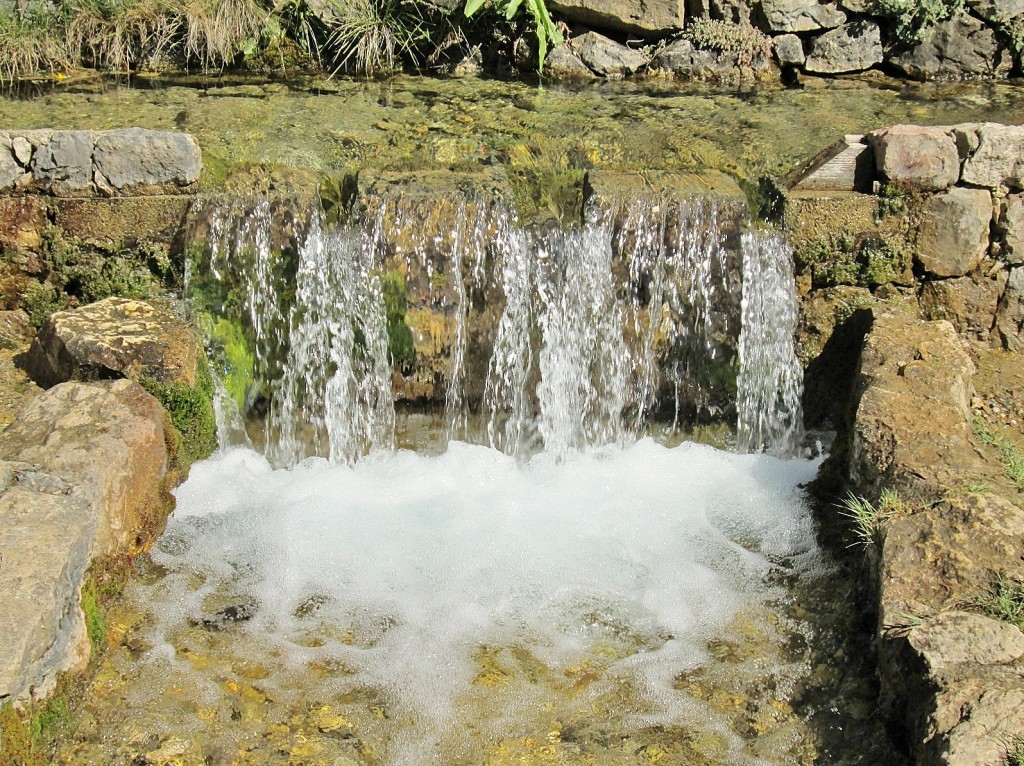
{"left": 188, "top": 192, "right": 804, "bottom": 464}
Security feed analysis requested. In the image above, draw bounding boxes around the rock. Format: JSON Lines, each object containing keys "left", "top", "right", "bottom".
{"left": 838, "top": 0, "right": 872, "bottom": 10}
{"left": 0, "top": 135, "right": 23, "bottom": 190}
{"left": 543, "top": 45, "right": 597, "bottom": 80}
{"left": 773, "top": 33, "right": 805, "bottom": 66}
{"left": 850, "top": 312, "right": 982, "bottom": 500}
{"left": 547, "top": 0, "right": 684, "bottom": 35}
{"left": 995, "top": 266, "right": 1024, "bottom": 351}
{"left": 0, "top": 379, "right": 170, "bottom": 558}
{"left": 891, "top": 14, "right": 1011, "bottom": 80}
{"left": 0, "top": 460, "right": 94, "bottom": 704}
{"left": 1001, "top": 193, "right": 1024, "bottom": 264}
{"left": 649, "top": 38, "right": 742, "bottom": 78}
{"left": 869, "top": 125, "right": 960, "bottom": 191}
{"left": 967, "top": 0, "right": 1024, "bottom": 23}
{"left": 954, "top": 123, "right": 1024, "bottom": 191}
{"left": 761, "top": 0, "right": 846, "bottom": 32}
{"left": 0, "top": 196, "right": 46, "bottom": 251}
{"left": 909, "top": 612, "right": 1024, "bottom": 672}
{"left": 804, "top": 21, "right": 883, "bottom": 74}
{"left": 11, "top": 136, "right": 31, "bottom": 166}
{"left": 915, "top": 187, "right": 992, "bottom": 278}
{"left": 30, "top": 131, "right": 96, "bottom": 197}
{"left": 710, "top": 0, "right": 752, "bottom": 23}
{"left": 571, "top": 31, "right": 649, "bottom": 76}
{"left": 92, "top": 128, "right": 201, "bottom": 196}
{"left": 920, "top": 274, "right": 1004, "bottom": 342}
{"left": 0, "top": 310, "right": 33, "bottom": 351}
{"left": 25, "top": 297, "right": 204, "bottom": 390}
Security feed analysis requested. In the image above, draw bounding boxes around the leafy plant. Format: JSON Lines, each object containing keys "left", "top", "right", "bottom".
{"left": 464, "top": 0, "right": 562, "bottom": 71}
{"left": 875, "top": 0, "right": 965, "bottom": 45}
{"left": 683, "top": 18, "right": 770, "bottom": 67}
{"left": 327, "top": 0, "right": 428, "bottom": 74}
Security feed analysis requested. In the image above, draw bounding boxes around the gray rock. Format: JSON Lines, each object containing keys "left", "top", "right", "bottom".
{"left": 761, "top": 0, "right": 846, "bottom": 32}
{"left": 995, "top": 266, "right": 1024, "bottom": 351}
{"left": 93, "top": 128, "right": 201, "bottom": 195}
{"left": 838, "top": 0, "right": 873, "bottom": 10}
{"left": 0, "top": 379, "right": 170, "bottom": 702}
{"left": 891, "top": 14, "right": 1011, "bottom": 80}
{"left": 916, "top": 187, "right": 993, "bottom": 278}
{"left": 11, "top": 135, "right": 31, "bottom": 166}
{"left": 0, "top": 135, "right": 20, "bottom": 190}
{"left": 955, "top": 123, "right": 1024, "bottom": 191}
{"left": 920, "top": 274, "right": 1004, "bottom": 341}
{"left": 1001, "top": 193, "right": 1024, "bottom": 264}
{"left": 25, "top": 297, "right": 205, "bottom": 390}
{"left": 548, "top": 0, "right": 685, "bottom": 35}
{"left": 30, "top": 131, "right": 95, "bottom": 196}
{"left": 572, "top": 31, "right": 649, "bottom": 76}
{"left": 943, "top": 686, "right": 1024, "bottom": 766}
{"left": 773, "top": 33, "right": 805, "bottom": 66}
{"left": 910, "top": 612, "right": 1024, "bottom": 672}
{"left": 869, "top": 125, "right": 960, "bottom": 190}
{"left": 804, "top": 21, "right": 882, "bottom": 73}
{"left": 543, "top": 45, "right": 597, "bottom": 80}
{"left": 710, "top": 0, "right": 752, "bottom": 23}
{"left": 649, "top": 38, "right": 738, "bottom": 77}
{"left": 967, "top": 0, "right": 1024, "bottom": 23}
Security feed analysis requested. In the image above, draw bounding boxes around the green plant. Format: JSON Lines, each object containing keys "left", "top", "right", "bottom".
{"left": 381, "top": 270, "right": 415, "bottom": 367}
{"left": 0, "top": 4, "right": 72, "bottom": 83}
{"left": 80, "top": 580, "right": 107, "bottom": 653}
{"left": 139, "top": 357, "right": 217, "bottom": 469}
{"left": 65, "top": 0, "right": 178, "bottom": 71}
{"left": 876, "top": 183, "right": 907, "bottom": 219}
{"left": 876, "top": 0, "right": 965, "bottom": 45}
{"left": 968, "top": 574, "right": 1024, "bottom": 631}
{"left": 683, "top": 18, "right": 770, "bottom": 66}
{"left": 324, "top": 0, "right": 428, "bottom": 74}
{"left": 964, "top": 480, "right": 991, "bottom": 494}
{"left": 838, "top": 489, "right": 907, "bottom": 547}
{"left": 464, "top": 0, "right": 562, "bottom": 71}
{"left": 972, "top": 416, "right": 1024, "bottom": 492}
{"left": 1007, "top": 735, "right": 1024, "bottom": 766}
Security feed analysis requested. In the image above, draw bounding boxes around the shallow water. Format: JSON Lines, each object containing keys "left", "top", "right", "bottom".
{"left": 1, "top": 74, "right": 1021, "bottom": 182}
{"left": 54, "top": 434, "right": 894, "bottom": 766}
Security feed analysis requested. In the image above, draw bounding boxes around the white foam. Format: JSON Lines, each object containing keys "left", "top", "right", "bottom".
{"left": 149, "top": 438, "right": 821, "bottom": 761}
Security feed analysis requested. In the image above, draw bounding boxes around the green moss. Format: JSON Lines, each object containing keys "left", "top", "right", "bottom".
{"left": 139, "top": 357, "right": 217, "bottom": 471}
{"left": 80, "top": 581, "right": 105, "bottom": 654}
{"left": 796, "top": 233, "right": 909, "bottom": 289}
{"left": 210, "top": 317, "right": 255, "bottom": 410}
{"left": 21, "top": 280, "right": 62, "bottom": 327}
{"left": 381, "top": 270, "right": 415, "bottom": 368}
{"left": 509, "top": 168, "right": 586, "bottom": 225}
{"left": 320, "top": 169, "right": 360, "bottom": 226}
{"left": 0, "top": 703, "right": 47, "bottom": 766}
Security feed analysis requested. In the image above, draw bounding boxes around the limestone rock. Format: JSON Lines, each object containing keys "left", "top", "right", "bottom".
{"left": 0, "top": 460, "right": 94, "bottom": 704}
{"left": 572, "top": 31, "right": 649, "bottom": 76}
{"left": 543, "top": 45, "right": 597, "bottom": 80}
{"left": 850, "top": 312, "right": 981, "bottom": 500}
{"left": 920, "top": 275, "right": 1003, "bottom": 342}
{"left": 804, "top": 21, "right": 882, "bottom": 73}
{"left": 869, "top": 125, "right": 960, "bottom": 191}
{"left": 909, "top": 612, "right": 1024, "bottom": 672}
{"left": 93, "top": 128, "right": 201, "bottom": 196}
{"left": 30, "top": 131, "right": 96, "bottom": 196}
{"left": 0, "top": 379, "right": 169, "bottom": 558}
{"left": 649, "top": 38, "right": 753, "bottom": 78}
{"left": 25, "top": 297, "right": 204, "bottom": 390}
{"left": 0, "top": 310, "right": 33, "bottom": 351}
{"left": 11, "top": 136, "right": 31, "bottom": 166}
{"left": 761, "top": 0, "right": 846, "bottom": 32}
{"left": 773, "top": 33, "right": 805, "bottom": 66}
{"left": 0, "top": 135, "right": 23, "bottom": 190}
{"left": 967, "top": 0, "right": 1024, "bottom": 23}
{"left": 995, "top": 266, "right": 1024, "bottom": 351}
{"left": 891, "top": 14, "right": 1011, "bottom": 80}
{"left": 1001, "top": 193, "right": 1024, "bottom": 264}
{"left": 954, "top": 123, "right": 1024, "bottom": 191}
{"left": 548, "top": 0, "right": 685, "bottom": 35}
{"left": 915, "top": 187, "right": 992, "bottom": 278}
{"left": 0, "top": 196, "right": 46, "bottom": 251}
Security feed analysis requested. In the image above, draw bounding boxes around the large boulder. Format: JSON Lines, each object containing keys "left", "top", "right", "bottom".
{"left": 92, "top": 128, "right": 202, "bottom": 196}
{"left": 761, "top": 0, "right": 845, "bottom": 32}
{"left": 547, "top": 0, "right": 685, "bottom": 35}
{"left": 954, "top": 123, "right": 1024, "bottom": 191}
{"left": 0, "top": 380, "right": 170, "bottom": 703}
{"left": 891, "top": 14, "right": 1011, "bottom": 80}
{"left": 571, "top": 31, "right": 649, "bottom": 76}
{"left": 804, "top": 20, "right": 883, "bottom": 73}
{"left": 869, "top": 125, "right": 960, "bottom": 191}
{"left": 920, "top": 274, "right": 1004, "bottom": 342}
{"left": 915, "top": 187, "right": 993, "bottom": 278}
{"left": 849, "top": 312, "right": 982, "bottom": 500}
{"left": 25, "top": 297, "right": 205, "bottom": 390}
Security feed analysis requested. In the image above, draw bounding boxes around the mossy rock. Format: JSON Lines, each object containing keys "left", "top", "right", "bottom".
{"left": 139, "top": 356, "right": 217, "bottom": 472}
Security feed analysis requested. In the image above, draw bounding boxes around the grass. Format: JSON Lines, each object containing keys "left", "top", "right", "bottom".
{"left": 838, "top": 488, "right": 909, "bottom": 547}
{"left": 0, "top": 6, "right": 73, "bottom": 83}
{"left": 971, "top": 416, "right": 1024, "bottom": 492}
{"left": 325, "top": 0, "right": 428, "bottom": 75}
{"left": 1007, "top": 735, "right": 1024, "bottom": 766}
{"left": 968, "top": 574, "right": 1024, "bottom": 631}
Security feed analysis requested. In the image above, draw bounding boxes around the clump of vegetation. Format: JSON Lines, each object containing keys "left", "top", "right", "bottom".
{"left": 327, "top": 0, "right": 428, "bottom": 74}
{"left": 0, "top": 4, "right": 73, "bottom": 83}
{"left": 139, "top": 356, "right": 217, "bottom": 470}
{"left": 968, "top": 574, "right": 1024, "bottom": 631}
{"left": 381, "top": 269, "right": 415, "bottom": 368}
{"left": 875, "top": 0, "right": 965, "bottom": 45}
{"left": 839, "top": 488, "right": 909, "bottom": 547}
{"left": 875, "top": 183, "right": 908, "bottom": 220}
{"left": 796, "top": 232, "right": 911, "bottom": 290}
{"left": 464, "top": 0, "right": 561, "bottom": 70}
{"left": 972, "top": 416, "right": 1024, "bottom": 492}
{"left": 1007, "top": 735, "right": 1024, "bottom": 766}
{"left": 683, "top": 18, "right": 771, "bottom": 66}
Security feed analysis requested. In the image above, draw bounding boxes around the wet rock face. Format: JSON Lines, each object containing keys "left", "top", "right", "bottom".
{"left": 0, "top": 380, "right": 170, "bottom": 703}
{"left": 25, "top": 297, "right": 204, "bottom": 390}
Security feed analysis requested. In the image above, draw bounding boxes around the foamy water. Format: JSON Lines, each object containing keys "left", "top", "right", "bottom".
{"left": 132, "top": 437, "right": 822, "bottom": 764}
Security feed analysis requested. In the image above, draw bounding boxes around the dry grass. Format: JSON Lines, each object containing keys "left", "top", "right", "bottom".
{"left": 0, "top": 8, "right": 74, "bottom": 83}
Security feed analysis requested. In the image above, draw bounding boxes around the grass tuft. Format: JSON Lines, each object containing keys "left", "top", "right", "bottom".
{"left": 968, "top": 574, "right": 1024, "bottom": 631}
{"left": 838, "top": 488, "right": 908, "bottom": 547}
{"left": 972, "top": 416, "right": 1024, "bottom": 492}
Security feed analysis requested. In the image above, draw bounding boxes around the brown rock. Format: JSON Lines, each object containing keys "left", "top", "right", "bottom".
{"left": 920, "top": 274, "right": 1003, "bottom": 341}
{"left": 869, "top": 125, "right": 960, "bottom": 191}
{"left": 915, "top": 187, "right": 992, "bottom": 278}
{"left": 0, "top": 196, "right": 47, "bottom": 251}
{"left": 571, "top": 31, "right": 649, "bottom": 76}
{"left": 25, "top": 297, "right": 203, "bottom": 390}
